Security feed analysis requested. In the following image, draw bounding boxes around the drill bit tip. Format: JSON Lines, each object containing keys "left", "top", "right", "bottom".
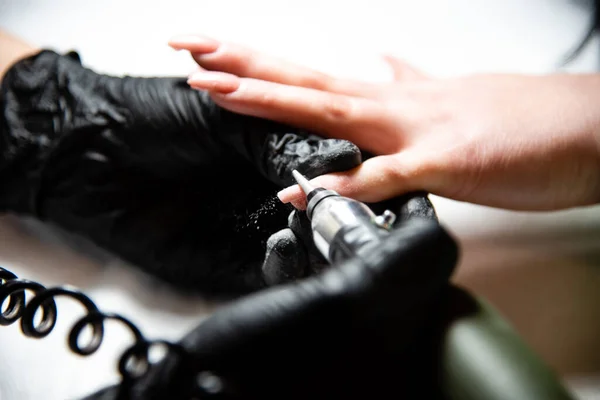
{"left": 292, "top": 170, "right": 316, "bottom": 196}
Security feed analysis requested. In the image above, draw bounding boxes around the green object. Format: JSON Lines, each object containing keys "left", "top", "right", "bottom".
{"left": 441, "top": 286, "right": 575, "bottom": 400}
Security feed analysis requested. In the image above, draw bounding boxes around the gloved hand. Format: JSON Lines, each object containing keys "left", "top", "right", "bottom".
{"left": 1, "top": 50, "right": 437, "bottom": 296}
{"left": 0, "top": 50, "right": 363, "bottom": 296}
{"left": 84, "top": 217, "right": 458, "bottom": 400}
{"left": 261, "top": 190, "right": 438, "bottom": 284}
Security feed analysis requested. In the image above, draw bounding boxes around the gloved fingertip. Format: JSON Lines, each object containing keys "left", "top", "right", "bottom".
{"left": 305, "top": 138, "right": 362, "bottom": 177}
{"left": 262, "top": 229, "right": 308, "bottom": 285}
{"left": 401, "top": 195, "right": 437, "bottom": 221}
{"left": 264, "top": 134, "right": 362, "bottom": 187}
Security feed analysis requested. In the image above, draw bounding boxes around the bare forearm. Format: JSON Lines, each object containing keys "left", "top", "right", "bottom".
{"left": 0, "top": 29, "right": 39, "bottom": 79}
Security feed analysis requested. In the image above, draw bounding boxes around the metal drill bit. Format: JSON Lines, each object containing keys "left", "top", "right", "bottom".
{"left": 292, "top": 170, "right": 316, "bottom": 196}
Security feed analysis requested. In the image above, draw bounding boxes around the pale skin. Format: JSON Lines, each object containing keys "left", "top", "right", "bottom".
{"left": 169, "top": 34, "right": 600, "bottom": 212}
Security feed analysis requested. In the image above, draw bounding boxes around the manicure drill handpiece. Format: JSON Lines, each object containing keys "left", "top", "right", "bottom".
{"left": 293, "top": 171, "right": 575, "bottom": 400}
{"left": 292, "top": 170, "right": 397, "bottom": 263}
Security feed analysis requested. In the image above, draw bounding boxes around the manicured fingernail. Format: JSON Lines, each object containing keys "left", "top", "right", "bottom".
{"left": 277, "top": 185, "right": 306, "bottom": 209}
{"left": 187, "top": 71, "right": 240, "bottom": 93}
{"left": 168, "top": 35, "right": 220, "bottom": 52}
{"left": 277, "top": 186, "right": 294, "bottom": 202}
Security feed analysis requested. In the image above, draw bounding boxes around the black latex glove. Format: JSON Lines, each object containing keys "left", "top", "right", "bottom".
{"left": 84, "top": 217, "right": 458, "bottom": 400}
{"left": 1, "top": 50, "right": 438, "bottom": 296}
{"left": 0, "top": 50, "right": 364, "bottom": 296}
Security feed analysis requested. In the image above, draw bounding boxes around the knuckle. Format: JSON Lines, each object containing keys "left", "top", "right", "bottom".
{"left": 301, "top": 72, "right": 333, "bottom": 91}
{"left": 252, "top": 89, "right": 278, "bottom": 107}
{"left": 386, "top": 152, "right": 436, "bottom": 193}
{"left": 322, "top": 96, "right": 355, "bottom": 123}
{"left": 414, "top": 147, "right": 473, "bottom": 199}
{"left": 380, "top": 155, "right": 405, "bottom": 183}
{"left": 218, "top": 43, "right": 250, "bottom": 73}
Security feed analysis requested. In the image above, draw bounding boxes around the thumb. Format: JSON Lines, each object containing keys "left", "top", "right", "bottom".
{"left": 382, "top": 54, "right": 428, "bottom": 82}
{"left": 277, "top": 154, "right": 425, "bottom": 209}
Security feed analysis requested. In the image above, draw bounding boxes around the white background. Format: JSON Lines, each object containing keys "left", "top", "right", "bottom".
{"left": 0, "top": 0, "right": 600, "bottom": 399}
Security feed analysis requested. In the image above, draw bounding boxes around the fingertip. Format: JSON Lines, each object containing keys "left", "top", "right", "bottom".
{"left": 276, "top": 173, "right": 355, "bottom": 206}
{"left": 277, "top": 185, "right": 302, "bottom": 203}
{"left": 168, "top": 34, "right": 220, "bottom": 53}
{"left": 187, "top": 71, "right": 241, "bottom": 93}
{"left": 262, "top": 228, "right": 307, "bottom": 285}
{"left": 277, "top": 185, "right": 308, "bottom": 210}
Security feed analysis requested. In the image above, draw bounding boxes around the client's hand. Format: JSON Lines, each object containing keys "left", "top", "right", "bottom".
{"left": 172, "top": 35, "right": 600, "bottom": 211}
{"left": 0, "top": 50, "right": 362, "bottom": 295}
{"left": 84, "top": 217, "right": 458, "bottom": 400}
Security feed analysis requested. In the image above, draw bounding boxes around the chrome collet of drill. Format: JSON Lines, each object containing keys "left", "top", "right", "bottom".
{"left": 291, "top": 170, "right": 396, "bottom": 263}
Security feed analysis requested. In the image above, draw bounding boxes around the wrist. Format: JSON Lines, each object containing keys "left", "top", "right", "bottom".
{"left": 559, "top": 73, "right": 600, "bottom": 206}
{"left": 582, "top": 74, "right": 600, "bottom": 158}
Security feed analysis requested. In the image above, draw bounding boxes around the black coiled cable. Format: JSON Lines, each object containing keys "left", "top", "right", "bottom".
{"left": 0, "top": 265, "right": 191, "bottom": 388}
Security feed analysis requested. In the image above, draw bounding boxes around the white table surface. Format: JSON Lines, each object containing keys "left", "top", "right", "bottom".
{"left": 0, "top": 0, "right": 599, "bottom": 399}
